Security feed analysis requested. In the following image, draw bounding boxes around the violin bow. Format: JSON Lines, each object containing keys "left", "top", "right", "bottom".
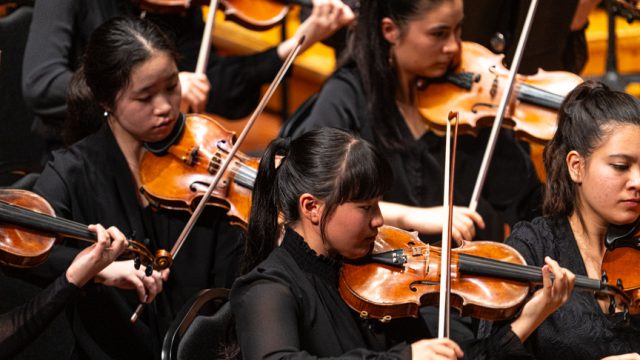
{"left": 437, "top": 112, "right": 460, "bottom": 338}
{"left": 130, "top": 35, "right": 306, "bottom": 323}
{"left": 468, "top": 0, "right": 539, "bottom": 212}
{"left": 195, "top": 0, "right": 220, "bottom": 74}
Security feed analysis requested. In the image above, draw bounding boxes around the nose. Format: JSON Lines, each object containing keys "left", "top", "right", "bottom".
{"left": 629, "top": 166, "right": 640, "bottom": 194}
{"left": 443, "top": 32, "right": 461, "bottom": 56}
{"left": 153, "top": 94, "right": 173, "bottom": 117}
{"left": 370, "top": 204, "right": 384, "bottom": 229}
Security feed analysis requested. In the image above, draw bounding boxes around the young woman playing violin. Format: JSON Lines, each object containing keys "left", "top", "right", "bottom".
{"left": 22, "top": 0, "right": 354, "bottom": 150}
{"left": 0, "top": 224, "right": 127, "bottom": 358}
{"left": 26, "top": 17, "right": 243, "bottom": 359}
{"left": 495, "top": 81, "right": 640, "bottom": 359}
{"left": 290, "top": 0, "right": 542, "bottom": 246}
{"left": 230, "top": 127, "right": 574, "bottom": 360}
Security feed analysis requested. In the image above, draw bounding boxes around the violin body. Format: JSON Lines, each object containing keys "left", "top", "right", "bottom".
{"left": 140, "top": 114, "right": 258, "bottom": 228}
{"left": 603, "top": 247, "right": 640, "bottom": 315}
{"left": 0, "top": 189, "right": 170, "bottom": 271}
{"left": 417, "top": 42, "right": 583, "bottom": 144}
{"left": 339, "top": 225, "right": 530, "bottom": 322}
{"left": 0, "top": 189, "right": 56, "bottom": 268}
{"left": 137, "top": 0, "right": 300, "bottom": 30}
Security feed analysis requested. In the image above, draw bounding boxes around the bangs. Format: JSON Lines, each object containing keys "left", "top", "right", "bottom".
{"left": 334, "top": 140, "right": 393, "bottom": 203}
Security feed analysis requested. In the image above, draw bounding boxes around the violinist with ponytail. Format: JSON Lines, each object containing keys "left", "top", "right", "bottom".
{"left": 230, "top": 127, "right": 575, "bottom": 360}
{"left": 29, "top": 17, "right": 241, "bottom": 359}
{"left": 290, "top": 0, "right": 541, "bottom": 245}
{"left": 492, "top": 81, "right": 640, "bottom": 359}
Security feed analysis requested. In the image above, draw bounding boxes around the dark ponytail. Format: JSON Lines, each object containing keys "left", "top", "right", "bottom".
{"left": 543, "top": 80, "right": 640, "bottom": 217}
{"left": 242, "top": 137, "right": 291, "bottom": 274}
{"left": 241, "top": 128, "right": 392, "bottom": 274}
{"left": 64, "top": 16, "right": 179, "bottom": 145}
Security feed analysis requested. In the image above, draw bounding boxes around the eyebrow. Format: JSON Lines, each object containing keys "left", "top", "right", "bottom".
{"left": 608, "top": 154, "right": 637, "bottom": 162}
{"left": 132, "top": 71, "right": 179, "bottom": 95}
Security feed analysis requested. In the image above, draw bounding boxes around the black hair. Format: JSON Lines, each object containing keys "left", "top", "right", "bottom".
{"left": 543, "top": 80, "right": 640, "bottom": 219}
{"left": 343, "top": 0, "right": 451, "bottom": 151}
{"left": 64, "top": 16, "right": 179, "bottom": 145}
{"left": 241, "top": 127, "right": 393, "bottom": 274}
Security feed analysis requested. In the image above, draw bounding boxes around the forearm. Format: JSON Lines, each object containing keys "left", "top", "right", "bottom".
{"left": 0, "top": 275, "right": 80, "bottom": 359}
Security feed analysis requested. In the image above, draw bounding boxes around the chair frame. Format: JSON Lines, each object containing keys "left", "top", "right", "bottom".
{"left": 161, "top": 288, "right": 230, "bottom": 360}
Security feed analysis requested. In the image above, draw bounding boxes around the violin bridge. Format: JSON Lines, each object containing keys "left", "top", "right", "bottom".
{"left": 182, "top": 145, "right": 199, "bottom": 166}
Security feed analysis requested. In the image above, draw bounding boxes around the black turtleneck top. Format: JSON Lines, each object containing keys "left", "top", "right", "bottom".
{"left": 230, "top": 228, "right": 415, "bottom": 359}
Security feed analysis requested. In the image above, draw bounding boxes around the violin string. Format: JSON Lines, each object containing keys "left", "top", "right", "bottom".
{"left": 0, "top": 201, "right": 92, "bottom": 237}
{"left": 423, "top": 247, "right": 601, "bottom": 290}
{"left": 180, "top": 153, "right": 257, "bottom": 187}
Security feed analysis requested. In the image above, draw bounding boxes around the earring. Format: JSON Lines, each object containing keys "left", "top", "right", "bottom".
{"left": 103, "top": 111, "right": 108, "bottom": 117}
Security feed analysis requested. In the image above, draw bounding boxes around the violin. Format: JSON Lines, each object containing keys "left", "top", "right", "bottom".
{"left": 602, "top": 221, "right": 640, "bottom": 315}
{"left": 416, "top": 42, "right": 584, "bottom": 144}
{"left": 0, "top": 189, "right": 172, "bottom": 273}
{"left": 137, "top": 0, "right": 313, "bottom": 30}
{"left": 139, "top": 113, "right": 258, "bottom": 228}
{"left": 339, "top": 225, "right": 631, "bottom": 322}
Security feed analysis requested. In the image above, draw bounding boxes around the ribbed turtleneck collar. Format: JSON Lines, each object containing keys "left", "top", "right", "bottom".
{"left": 281, "top": 228, "right": 342, "bottom": 285}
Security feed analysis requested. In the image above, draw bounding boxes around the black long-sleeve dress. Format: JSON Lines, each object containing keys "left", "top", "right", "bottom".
{"left": 231, "top": 228, "right": 532, "bottom": 360}
{"left": 29, "top": 124, "right": 243, "bottom": 359}
{"left": 0, "top": 275, "right": 80, "bottom": 359}
{"left": 503, "top": 216, "right": 640, "bottom": 359}
{"left": 22, "top": 0, "right": 282, "bottom": 145}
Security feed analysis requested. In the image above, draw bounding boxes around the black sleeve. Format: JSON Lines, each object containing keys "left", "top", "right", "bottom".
{"left": 21, "top": 0, "right": 77, "bottom": 126}
{"left": 460, "top": 323, "right": 533, "bottom": 360}
{"left": 0, "top": 274, "right": 80, "bottom": 359}
{"left": 231, "top": 279, "right": 411, "bottom": 359}
{"left": 290, "top": 70, "right": 363, "bottom": 138}
{"left": 205, "top": 47, "right": 283, "bottom": 119}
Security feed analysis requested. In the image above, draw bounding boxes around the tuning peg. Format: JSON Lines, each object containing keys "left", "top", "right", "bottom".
{"left": 134, "top": 256, "right": 141, "bottom": 270}
{"left": 609, "top": 296, "right": 617, "bottom": 315}
{"left": 145, "top": 264, "right": 153, "bottom": 277}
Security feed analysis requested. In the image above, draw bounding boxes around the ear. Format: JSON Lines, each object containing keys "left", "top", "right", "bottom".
{"left": 381, "top": 17, "right": 401, "bottom": 44}
{"left": 566, "top": 150, "right": 584, "bottom": 184}
{"left": 299, "top": 193, "right": 323, "bottom": 225}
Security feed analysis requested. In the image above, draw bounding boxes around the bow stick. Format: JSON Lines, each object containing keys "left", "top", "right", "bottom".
{"left": 468, "top": 0, "right": 539, "bottom": 212}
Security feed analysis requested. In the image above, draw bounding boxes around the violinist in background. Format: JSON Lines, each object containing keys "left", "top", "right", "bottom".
{"left": 0, "top": 224, "right": 128, "bottom": 359}
{"left": 492, "top": 81, "right": 640, "bottom": 359}
{"left": 21, "top": 0, "right": 354, "bottom": 152}
{"left": 289, "top": 0, "right": 541, "bottom": 247}
{"left": 28, "top": 17, "right": 235, "bottom": 359}
{"left": 229, "top": 127, "right": 574, "bottom": 359}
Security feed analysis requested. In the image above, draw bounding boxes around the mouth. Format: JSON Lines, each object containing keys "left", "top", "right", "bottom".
{"left": 621, "top": 199, "right": 640, "bottom": 207}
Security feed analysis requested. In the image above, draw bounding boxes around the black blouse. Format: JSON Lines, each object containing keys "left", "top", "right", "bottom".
{"left": 0, "top": 275, "right": 80, "bottom": 359}
{"left": 291, "top": 66, "right": 542, "bottom": 243}
{"left": 231, "top": 228, "right": 415, "bottom": 359}
{"left": 505, "top": 216, "right": 640, "bottom": 359}
{"left": 30, "top": 125, "right": 243, "bottom": 359}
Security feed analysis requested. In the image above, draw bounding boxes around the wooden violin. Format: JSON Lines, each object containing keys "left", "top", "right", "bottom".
{"left": 339, "top": 225, "right": 631, "bottom": 322}
{"left": 416, "top": 42, "right": 584, "bottom": 144}
{"left": 603, "top": 220, "right": 640, "bottom": 315}
{"left": 0, "top": 189, "right": 172, "bottom": 273}
{"left": 137, "top": 0, "right": 310, "bottom": 30}
{"left": 139, "top": 113, "right": 258, "bottom": 228}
